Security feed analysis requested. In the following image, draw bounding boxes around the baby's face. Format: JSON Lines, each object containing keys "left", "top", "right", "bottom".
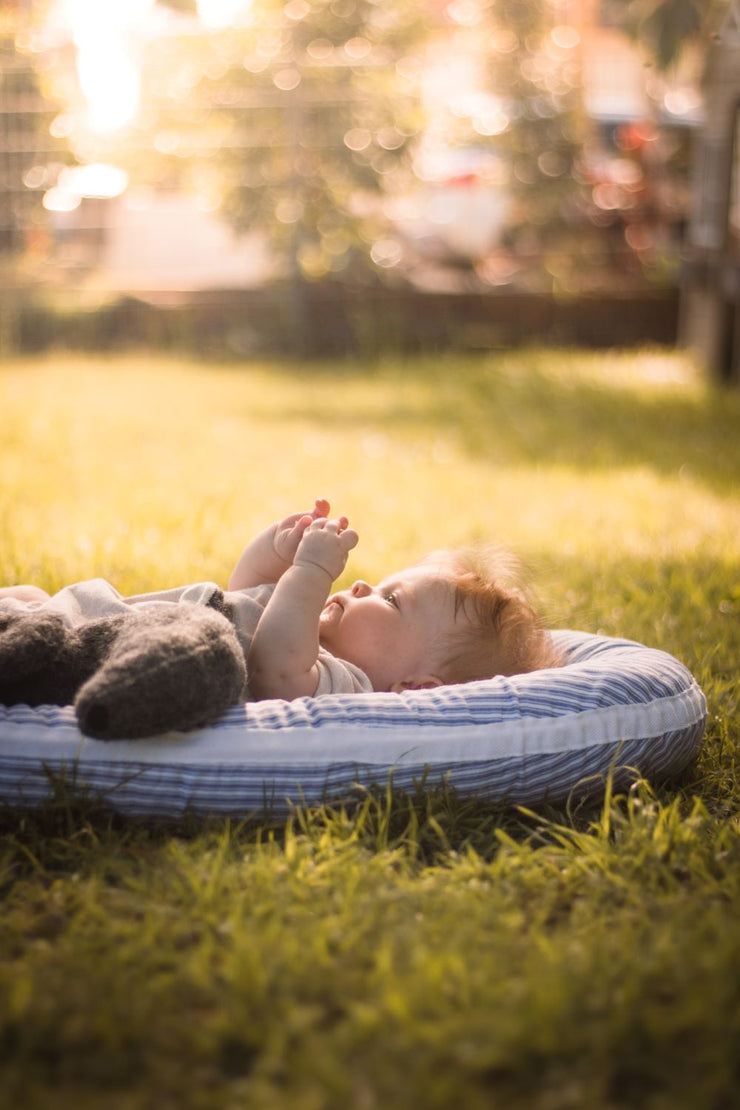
{"left": 319, "top": 566, "right": 460, "bottom": 692}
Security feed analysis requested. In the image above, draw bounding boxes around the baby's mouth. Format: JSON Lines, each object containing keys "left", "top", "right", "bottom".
{"left": 320, "top": 597, "right": 343, "bottom": 623}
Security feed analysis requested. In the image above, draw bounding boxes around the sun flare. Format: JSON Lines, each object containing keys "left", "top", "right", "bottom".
{"left": 60, "top": 0, "right": 154, "bottom": 133}
{"left": 57, "top": 0, "right": 254, "bottom": 132}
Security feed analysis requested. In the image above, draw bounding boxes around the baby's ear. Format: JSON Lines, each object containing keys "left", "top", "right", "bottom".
{"left": 390, "top": 674, "right": 444, "bottom": 694}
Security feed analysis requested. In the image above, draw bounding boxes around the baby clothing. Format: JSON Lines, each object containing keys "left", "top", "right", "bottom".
{"left": 1, "top": 578, "right": 373, "bottom": 698}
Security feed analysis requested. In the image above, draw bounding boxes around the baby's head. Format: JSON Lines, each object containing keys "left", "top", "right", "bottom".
{"left": 419, "top": 547, "right": 563, "bottom": 685}
{"left": 319, "top": 546, "right": 561, "bottom": 693}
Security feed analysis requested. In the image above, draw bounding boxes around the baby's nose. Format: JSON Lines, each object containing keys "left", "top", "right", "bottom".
{"left": 351, "top": 580, "right": 372, "bottom": 597}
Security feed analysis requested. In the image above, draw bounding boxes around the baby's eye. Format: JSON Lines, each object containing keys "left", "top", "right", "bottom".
{"left": 385, "top": 591, "right": 399, "bottom": 608}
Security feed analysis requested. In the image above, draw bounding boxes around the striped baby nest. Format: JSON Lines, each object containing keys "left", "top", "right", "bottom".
{"left": 0, "top": 631, "right": 707, "bottom": 817}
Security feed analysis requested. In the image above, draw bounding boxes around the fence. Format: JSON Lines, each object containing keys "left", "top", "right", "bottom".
{"left": 10, "top": 280, "right": 679, "bottom": 358}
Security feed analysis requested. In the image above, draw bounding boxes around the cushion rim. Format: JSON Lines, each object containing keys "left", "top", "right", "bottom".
{"left": 0, "top": 630, "right": 707, "bottom": 815}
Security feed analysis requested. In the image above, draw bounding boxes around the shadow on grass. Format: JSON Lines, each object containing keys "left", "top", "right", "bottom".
{"left": 247, "top": 353, "right": 740, "bottom": 495}
{"left": 531, "top": 547, "right": 737, "bottom": 698}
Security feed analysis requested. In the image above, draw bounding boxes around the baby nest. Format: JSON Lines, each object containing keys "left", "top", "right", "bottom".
{"left": 0, "top": 630, "right": 707, "bottom": 817}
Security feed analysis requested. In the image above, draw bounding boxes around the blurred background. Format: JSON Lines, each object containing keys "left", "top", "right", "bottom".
{"left": 0, "top": 0, "right": 737, "bottom": 374}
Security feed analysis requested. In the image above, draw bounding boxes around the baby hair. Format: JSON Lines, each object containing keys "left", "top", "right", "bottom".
{"left": 420, "top": 546, "right": 563, "bottom": 684}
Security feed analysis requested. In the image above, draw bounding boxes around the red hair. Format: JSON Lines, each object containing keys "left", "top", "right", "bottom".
{"left": 420, "top": 547, "right": 563, "bottom": 684}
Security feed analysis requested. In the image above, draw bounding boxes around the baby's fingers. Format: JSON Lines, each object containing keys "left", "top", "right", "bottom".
{"left": 308, "top": 515, "right": 346, "bottom": 533}
{"left": 339, "top": 527, "right": 359, "bottom": 552}
{"left": 287, "top": 514, "right": 313, "bottom": 540}
{"left": 323, "top": 517, "right": 350, "bottom": 535}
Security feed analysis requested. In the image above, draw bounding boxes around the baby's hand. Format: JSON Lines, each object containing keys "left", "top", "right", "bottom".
{"left": 273, "top": 498, "right": 333, "bottom": 566}
{"left": 294, "top": 517, "right": 358, "bottom": 582}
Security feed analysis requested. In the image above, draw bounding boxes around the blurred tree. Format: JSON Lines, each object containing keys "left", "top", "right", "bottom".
{"left": 442, "top": 0, "right": 720, "bottom": 291}
{"left": 431, "top": 0, "right": 587, "bottom": 291}
{"left": 94, "top": 0, "right": 428, "bottom": 346}
{"left": 606, "top": 0, "right": 723, "bottom": 67}
{"left": 485, "top": 0, "right": 585, "bottom": 290}
{"left": 122, "top": 0, "right": 428, "bottom": 346}
{"left": 206, "top": 0, "right": 423, "bottom": 279}
{"left": 586, "top": 0, "right": 722, "bottom": 289}
{"left": 0, "top": 24, "right": 71, "bottom": 350}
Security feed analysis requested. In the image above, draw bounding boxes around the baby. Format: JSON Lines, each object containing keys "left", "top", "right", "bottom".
{"left": 0, "top": 498, "right": 560, "bottom": 702}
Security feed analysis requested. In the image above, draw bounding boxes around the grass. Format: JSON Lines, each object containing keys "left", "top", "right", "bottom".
{"left": 0, "top": 347, "right": 739, "bottom": 1110}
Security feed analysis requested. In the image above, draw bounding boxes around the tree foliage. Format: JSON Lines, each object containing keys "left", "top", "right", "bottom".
{"left": 437, "top": 0, "right": 586, "bottom": 274}
{"left": 138, "top": 0, "right": 427, "bottom": 281}
{"left": 606, "top": 0, "right": 724, "bottom": 67}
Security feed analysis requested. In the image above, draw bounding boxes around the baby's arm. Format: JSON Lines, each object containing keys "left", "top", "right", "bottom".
{"left": 228, "top": 498, "right": 333, "bottom": 590}
{"left": 247, "top": 518, "right": 358, "bottom": 700}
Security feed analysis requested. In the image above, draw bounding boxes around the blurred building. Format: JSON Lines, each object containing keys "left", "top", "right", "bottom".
{"left": 47, "top": 186, "right": 273, "bottom": 292}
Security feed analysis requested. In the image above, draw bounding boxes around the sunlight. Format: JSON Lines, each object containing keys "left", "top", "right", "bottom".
{"left": 196, "top": 0, "right": 253, "bottom": 31}
{"left": 43, "top": 164, "right": 129, "bottom": 212}
{"left": 61, "top": 0, "right": 154, "bottom": 132}
{"left": 55, "top": 0, "right": 253, "bottom": 131}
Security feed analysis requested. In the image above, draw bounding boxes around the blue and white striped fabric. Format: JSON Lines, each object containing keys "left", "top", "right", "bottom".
{"left": 0, "top": 631, "right": 706, "bottom": 817}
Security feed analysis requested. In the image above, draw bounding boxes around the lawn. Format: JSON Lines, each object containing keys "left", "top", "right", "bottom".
{"left": 0, "top": 348, "right": 739, "bottom": 1110}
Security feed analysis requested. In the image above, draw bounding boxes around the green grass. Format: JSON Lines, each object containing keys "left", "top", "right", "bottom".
{"left": 1, "top": 349, "right": 739, "bottom": 1110}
